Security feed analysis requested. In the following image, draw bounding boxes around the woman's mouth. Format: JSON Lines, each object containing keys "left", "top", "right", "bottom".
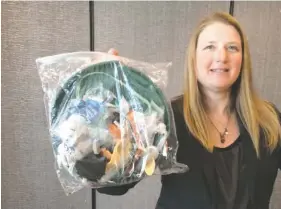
{"left": 210, "top": 68, "right": 229, "bottom": 72}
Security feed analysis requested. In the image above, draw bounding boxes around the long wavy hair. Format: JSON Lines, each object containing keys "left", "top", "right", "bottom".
{"left": 183, "top": 12, "right": 281, "bottom": 156}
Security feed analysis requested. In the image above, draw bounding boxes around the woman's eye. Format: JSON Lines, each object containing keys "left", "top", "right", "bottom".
{"left": 228, "top": 45, "right": 239, "bottom": 52}
{"left": 204, "top": 45, "right": 215, "bottom": 50}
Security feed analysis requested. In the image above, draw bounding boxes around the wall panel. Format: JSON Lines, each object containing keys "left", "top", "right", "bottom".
{"left": 2, "top": 2, "right": 91, "bottom": 209}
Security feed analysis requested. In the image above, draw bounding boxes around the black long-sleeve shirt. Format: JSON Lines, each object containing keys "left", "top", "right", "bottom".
{"left": 97, "top": 95, "right": 281, "bottom": 209}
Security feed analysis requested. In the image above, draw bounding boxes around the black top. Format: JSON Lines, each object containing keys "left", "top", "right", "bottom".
{"left": 97, "top": 95, "right": 281, "bottom": 209}
{"left": 213, "top": 137, "right": 245, "bottom": 209}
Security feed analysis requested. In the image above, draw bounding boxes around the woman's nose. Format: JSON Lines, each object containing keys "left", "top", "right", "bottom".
{"left": 214, "top": 47, "right": 228, "bottom": 63}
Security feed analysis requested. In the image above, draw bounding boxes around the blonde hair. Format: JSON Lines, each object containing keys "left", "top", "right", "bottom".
{"left": 183, "top": 12, "right": 281, "bottom": 156}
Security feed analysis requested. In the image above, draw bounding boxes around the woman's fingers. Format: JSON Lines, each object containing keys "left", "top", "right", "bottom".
{"left": 108, "top": 48, "right": 119, "bottom": 56}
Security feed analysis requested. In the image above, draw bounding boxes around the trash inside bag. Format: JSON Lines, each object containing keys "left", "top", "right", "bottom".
{"left": 36, "top": 52, "right": 188, "bottom": 195}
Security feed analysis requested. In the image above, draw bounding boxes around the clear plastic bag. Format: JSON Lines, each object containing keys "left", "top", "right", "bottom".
{"left": 36, "top": 51, "right": 188, "bottom": 195}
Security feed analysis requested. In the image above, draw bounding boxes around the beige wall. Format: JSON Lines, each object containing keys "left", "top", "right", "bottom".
{"left": 2, "top": 1, "right": 281, "bottom": 209}
{"left": 2, "top": 2, "right": 91, "bottom": 209}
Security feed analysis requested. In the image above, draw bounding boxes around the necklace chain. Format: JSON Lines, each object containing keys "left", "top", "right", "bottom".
{"left": 208, "top": 113, "right": 231, "bottom": 144}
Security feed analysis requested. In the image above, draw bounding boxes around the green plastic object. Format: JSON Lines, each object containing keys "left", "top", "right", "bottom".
{"left": 50, "top": 60, "right": 179, "bottom": 187}
{"left": 51, "top": 60, "right": 171, "bottom": 131}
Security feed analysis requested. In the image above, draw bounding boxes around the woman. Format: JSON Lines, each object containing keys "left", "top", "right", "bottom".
{"left": 98, "top": 12, "right": 281, "bottom": 209}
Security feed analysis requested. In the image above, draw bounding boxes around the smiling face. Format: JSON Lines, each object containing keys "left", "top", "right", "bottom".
{"left": 195, "top": 22, "right": 242, "bottom": 92}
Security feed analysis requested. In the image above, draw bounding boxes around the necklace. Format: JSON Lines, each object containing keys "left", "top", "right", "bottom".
{"left": 208, "top": 113, "right": 231, "bottom": 144}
